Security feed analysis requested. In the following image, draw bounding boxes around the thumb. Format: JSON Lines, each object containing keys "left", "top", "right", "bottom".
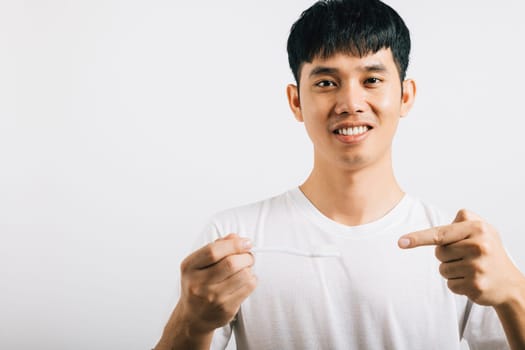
{"left": 215, "top": 233, "right": 240, "bottom": 242}
{"left": 453, "top": 209, "right": 481, "bottom": 223}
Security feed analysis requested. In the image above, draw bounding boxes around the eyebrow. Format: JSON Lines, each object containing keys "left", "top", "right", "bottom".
{"left": 360, "top": 63, "right": 387, "bottom": 73}
{"left": 308, "top": 66, "right": 339, "bottom": 78}
{"left": 308, "top": 63, "right": 388, "bottom": 78}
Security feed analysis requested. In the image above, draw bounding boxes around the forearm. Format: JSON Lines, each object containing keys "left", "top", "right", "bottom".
{"left": 495, "top": 278, "right": 525, "bottom": 350}
{"left": 154, "top": 303, "right": 213, "bottom": 350}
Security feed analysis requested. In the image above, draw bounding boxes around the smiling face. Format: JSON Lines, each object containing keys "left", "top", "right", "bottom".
{"left": 287, "top": 48, "right": 416, "bottom": 173}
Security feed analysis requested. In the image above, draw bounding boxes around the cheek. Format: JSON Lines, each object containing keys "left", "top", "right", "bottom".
{"left": 300, "top": 101, "right": 331, "bottom": 142}
{"left": 301, "top": 98, "right": 328, "bottom": 124}
{"left": 370, "top": 89, "right": 402, "bottom": 121}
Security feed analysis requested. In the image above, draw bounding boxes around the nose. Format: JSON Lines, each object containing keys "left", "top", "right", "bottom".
{"left": 334, "top": 83, "right": 366, "bottom": 115}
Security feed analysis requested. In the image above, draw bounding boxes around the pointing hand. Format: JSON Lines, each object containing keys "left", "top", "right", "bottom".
{"left": 398, "top": 209, "right": 523, "bottom": 306}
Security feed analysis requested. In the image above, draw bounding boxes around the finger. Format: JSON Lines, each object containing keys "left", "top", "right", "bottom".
{"left": 219, "top": 267, "right": 257, "bottom": 300}
{"left": 398, "top": 221, "right": 472, "bottom": 249}
{"left": 214, "top": 269, "right": 258, "bottom": 323}
{"left": 439, "top": 259, "right": 472, "bottom": 280}
{"left": 435, "top": 239, "right": 484, "bottom": 262}
{"left": 447, "top": 278, "right": 469, "bottom": 296}
{"left": 435, "top": 244, "right": 462, "bottom": 263}
{"left": 196, "top": 268, "right": 257, "bottom": 326}
{"left": 196, "top": 252, "right": 255, "bottom": 284}
{"left": 198, "top": 267, "right": 256, "bottom": 307}
{"left": 184, "top": 236, "right": 252, "bottom": 269}
{"left": 218, "top": 266, "right": 257, "bottom": 296}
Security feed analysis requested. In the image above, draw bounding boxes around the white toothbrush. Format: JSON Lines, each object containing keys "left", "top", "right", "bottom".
{"left": 251, "top": 245, "right": 341, "bottom": 258}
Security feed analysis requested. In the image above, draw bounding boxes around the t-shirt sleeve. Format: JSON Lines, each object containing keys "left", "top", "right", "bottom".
{"left": 462, "top": 301, "right": 509, "bottom": 349}
{"left": 191, "top": 220, "right": 222, "bottom": 250}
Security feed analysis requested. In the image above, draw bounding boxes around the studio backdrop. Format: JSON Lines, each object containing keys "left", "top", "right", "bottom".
{"left": 1, "top": 0, "right": 523, "bottom": 349}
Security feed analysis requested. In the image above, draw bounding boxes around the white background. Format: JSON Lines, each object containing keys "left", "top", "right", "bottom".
{"left": 1, "top": 0, "right": 524, "bottom": 349}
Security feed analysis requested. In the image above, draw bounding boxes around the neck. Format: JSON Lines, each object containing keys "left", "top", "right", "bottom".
{"left": 300, "top": 154, "right": 404, "bottom": 226}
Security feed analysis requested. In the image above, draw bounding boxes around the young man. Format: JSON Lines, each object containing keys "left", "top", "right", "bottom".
{"left": 155, "top": 0, "right": 525, "bottom": 349}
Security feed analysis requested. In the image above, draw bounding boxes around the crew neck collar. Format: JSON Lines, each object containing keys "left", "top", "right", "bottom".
{"left": 287, "top": 186, "right": 412, "bottom": 238}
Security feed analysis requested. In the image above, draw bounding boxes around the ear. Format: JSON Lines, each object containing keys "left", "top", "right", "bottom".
{"left": 286, "top": 84, "right": 304, "bottom": 122}
{"left": 400, "top": 79, "right": 416, "bottom": 118}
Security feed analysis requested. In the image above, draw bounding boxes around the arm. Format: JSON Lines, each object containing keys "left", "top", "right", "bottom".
{"left": 399, "top": 209, "right": 525, "bottom": 349}
{"left": 494, "top": 277, "right": 525, "bottom": 350}
{"left": 155, "top": 302, "right": 214, "bottom": 350}
{"left": 154, "top": 233, "right": 257, "bottom": 350}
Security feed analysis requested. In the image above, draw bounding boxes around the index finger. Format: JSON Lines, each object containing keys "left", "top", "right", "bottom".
{"left": 185, "top": 234, "right": 252, "bottom": 269}
{"left": 398, "top": 221, "right": 471, "bottom": 249}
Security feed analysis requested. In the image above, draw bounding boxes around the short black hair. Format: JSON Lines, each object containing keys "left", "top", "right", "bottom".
{"left": 287, "top": 0, "right": 411, "bottom": 84}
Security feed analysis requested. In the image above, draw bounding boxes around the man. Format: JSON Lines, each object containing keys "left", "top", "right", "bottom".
{"left": 155, "top": 0, "right": 525, "bottom": 349}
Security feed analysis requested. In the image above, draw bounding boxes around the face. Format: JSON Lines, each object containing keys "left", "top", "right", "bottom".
{"left": 287, "top": 48, "right": 416, "bottom": 172}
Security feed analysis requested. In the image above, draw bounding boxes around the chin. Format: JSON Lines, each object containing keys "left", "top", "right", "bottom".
{"left": 337, "top": 155, "right": 370, "bottom": 171}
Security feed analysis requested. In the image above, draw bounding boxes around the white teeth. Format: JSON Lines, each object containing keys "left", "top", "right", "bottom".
{"left": 336, "top": 126, "right": 369, "bottom": 136}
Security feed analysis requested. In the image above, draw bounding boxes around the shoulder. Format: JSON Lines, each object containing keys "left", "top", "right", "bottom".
{"left": 203, "top": 188, "right": 295, "bottom": 238}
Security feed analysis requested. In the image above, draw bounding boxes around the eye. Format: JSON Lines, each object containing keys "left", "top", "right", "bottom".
{"left": 364, "top": 77, "right": 382, "bottom": 85}
{"left": 315, "top": 80, "right": 337, "bottom": 88}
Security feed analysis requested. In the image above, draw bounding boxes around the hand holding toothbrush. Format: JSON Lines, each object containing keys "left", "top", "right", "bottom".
{"left": 155, "top": 233, "right": 256, "bottom": 350}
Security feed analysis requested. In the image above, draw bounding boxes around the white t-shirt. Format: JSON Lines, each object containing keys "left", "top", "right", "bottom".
{"left": 194, "top": 188, "right": 508, "bottom": 350}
